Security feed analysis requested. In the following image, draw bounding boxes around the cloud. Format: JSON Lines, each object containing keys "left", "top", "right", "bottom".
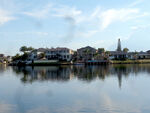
{"left": 76, "top": 30, "right": 98, "bottom": 38}
{"left": 0, "top": 9, "right": 15, "bottom": 25}
{"left": 90, "top": 7, "right": 101, "bottom": 19}
{"left": 23, "top": 4, "right": 85, "bottom": 25}
{"left": 130, "top": 24, "right": 150, "bottom": 30}
{"left": 129, "top": 0, "right": 144, "bottom": 7}
{"left": 100, "top": 8, "right": 140, "bottom": 30}
{"left": 0, "top": 31, "right": 49, "bottom": 37}
{"left": 23, "top": 4, "right": 53, "bottom": 19}
{"left": 53, "top": 6, "right": 84, "bottom": 24}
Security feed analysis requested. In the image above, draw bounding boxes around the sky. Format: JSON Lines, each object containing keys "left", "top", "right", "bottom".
{"left": 0, "top": 0, "right": 150, "bottom": 55}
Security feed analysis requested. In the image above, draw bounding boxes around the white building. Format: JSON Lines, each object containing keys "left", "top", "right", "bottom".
{"left": 45, "top": 47, "right": 74, "bottom": 61}
{"left": 28, "top": 48, "right": 48, "bottom": 61}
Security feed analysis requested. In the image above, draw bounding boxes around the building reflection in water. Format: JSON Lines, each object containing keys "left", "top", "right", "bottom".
{"left": 0, "top": 64, "right": 7, "bottom": 73}
{"left": 11, "top": 64, "right": 150, "bottom": 88}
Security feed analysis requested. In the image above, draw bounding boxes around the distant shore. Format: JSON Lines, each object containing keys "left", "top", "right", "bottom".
{"left": 8, "top": 59, "right": 150, "bottom": 66}
{"left": 110, "top": 59, "right": 150, "bottom": 64}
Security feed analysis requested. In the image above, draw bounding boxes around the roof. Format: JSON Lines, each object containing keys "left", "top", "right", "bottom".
{"left": 0, "top": 54, "right": 4, "bottom": 57}
{"left": 46, "top": 47, "right": 74, "bottom": 52}
{"left": 138, "top": 52, "right": 150, "bottom": 55}
{"left": 77, "top": 46, "right": 96, "bottom": 51}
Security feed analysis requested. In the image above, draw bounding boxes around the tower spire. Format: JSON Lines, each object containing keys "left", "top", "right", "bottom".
{"left": 117, "top": 39, "right": 122, "bottom": 51}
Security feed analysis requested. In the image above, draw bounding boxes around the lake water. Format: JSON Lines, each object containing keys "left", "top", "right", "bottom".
{"left": 0, "top": 64, "right": 150, "bottom": 113}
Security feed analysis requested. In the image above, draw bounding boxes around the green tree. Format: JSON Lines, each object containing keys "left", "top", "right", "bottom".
{"left": 105, "top": 51, "right": 110, "bottom": 55}
{"left": 12, "top": 54, "right": 22, "bottom": 61}
{"left": 40, "top": 53, "right": 46, "bottom": 59}
{"left": 21, "top": 53, "right": 29, "bottom": 61}
{"left": 20, "top": 46, "right": 34, "bottom": 53}
{"left": 123, "top": 48, "right": 129, "bottom": 53}
{"left": 20, "top": 46, "right": 28, "bottom": 53}
{"left": 27, "top": 47, "right": 34, "bottom": 51}
{"left": 98, "top": 48, "right": 105, "bottom": 54}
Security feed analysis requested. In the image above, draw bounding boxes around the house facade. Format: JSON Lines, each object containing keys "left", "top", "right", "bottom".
{"left": 28, "top": 48, "right": 48, "bottom": 61}
{"left": 0, "top": 54, "right": 5, "bottom": 63}
{"left": 45, "top": 47, "right": 74, "bottom": 61}
{"left": 137, "top": 52, "right": 150, "bottom": 59}
{"left": 109, "top": 51, "right": 150, "bottom": 60}
{"left": 109, "top": 51, "right": 128, "bottom": 60}
{"left": 77, "top": 46, "right": 97, "bottom": 61}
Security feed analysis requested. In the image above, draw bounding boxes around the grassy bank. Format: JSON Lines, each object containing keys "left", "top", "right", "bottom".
{"left": 31, "top": 61, "right": 71, "bottom": 66}
{"left": 111, "top": 59, "right": 150, "bottom": 64}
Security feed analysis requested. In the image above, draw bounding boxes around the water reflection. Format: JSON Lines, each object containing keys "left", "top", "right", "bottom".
{"left": 0, "top": 64, "right": 7, "bottom": 73}
{"left": 11, "top": 64, "right": 150, "bottom": 88}
{"left": 0, "top": 64, "right": 150, "bottom": 113}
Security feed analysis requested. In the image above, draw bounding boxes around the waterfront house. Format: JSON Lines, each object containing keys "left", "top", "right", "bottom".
{"left": 137, "top": 51, "right": 150, "bottom": 59}
{"left": 45, "top": 47, "right": 74, "bottom": 61}
{"left": 77, "top": 46, "right": 97, "bottom": 61}
{"left": 109, "top": 51, "right": 128, "bottom": 60}
{"left": 6, "top": 56, "right": 12, "bottom": 63}
{"left": 108, "top": 39, "right": 127, "bottom": 60}
{"left": 127, "top": 52, "right": 138, "bottom": 60}
{"left": 28, "top": 48, "right": 48, "bottom": 61}
{"left": 0, "top": 54, "right": 5, "bottom": 63}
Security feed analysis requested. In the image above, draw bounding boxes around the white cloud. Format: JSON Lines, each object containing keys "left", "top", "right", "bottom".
{"left": 53, "top": 6, "right": 82, "bottom": 17}
{"left": 0, "top": 31, "right": 49, "bottom": 36}
{"left": 23, "top": 4, "right": 53, "bottom": 19}
{"left": 23, "top": 4, "right": 85, "bottom": 24}
{"left": 76, "top": 30, "right": 98, "bottom": 38}
{"left": 100, "top": 8, "right": 140, "bottom": 30}
{"left": 53, "top": 6, "right": 84, "bottom": 24}
{"left": 0, "top": 9, "right": 15, "bottom": 25}
{"left": 129, "top": 0, "right": 144, "bottom": 7}
{"left": 90, "top": 7, "right": 101, "bottom": 19}
{"left": 131, "top": 24, "right": 150, "bottom": 30}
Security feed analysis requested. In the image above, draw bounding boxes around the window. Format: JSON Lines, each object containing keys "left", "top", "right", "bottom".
{"left": 67, "top": 55, "right": 69, "bottom": 58}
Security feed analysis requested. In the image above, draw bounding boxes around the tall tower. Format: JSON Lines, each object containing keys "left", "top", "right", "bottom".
{"left": 117, "top": 39, "right": 122, "bottom": 51}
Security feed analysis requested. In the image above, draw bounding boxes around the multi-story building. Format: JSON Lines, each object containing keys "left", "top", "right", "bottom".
{"left": 109, "top": 51, "right": 129, "bottom": 60}
{"left": 45, "top": 47, "right": 74, "bottom": 61}
{"left": 0, "top": 54, "right": 5, "bottom": 63}
{"left": 137, "top": 51, "right": 150, "bottom": 59}
{"left": 77, "top": 46, "right": 97, "bottom": 61}
{"left": 28, "top": 48, "right": 48, "bottom": 61}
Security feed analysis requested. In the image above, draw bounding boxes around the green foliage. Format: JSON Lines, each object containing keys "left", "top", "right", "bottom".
{"left": 98, "top": 48, "right": 105, "bottom": 54}
{"left": 105, "top": 51, "right": 110, "bottom": 55}
{"left": 12, "top": 53, "right": 29, "bottom": 61}
{"left": 40, "top": 53, "right": 46, "bottom": 59}
{"left": 84, "top": 49, "right": 90, "bottom": 54}
{"left": 20, "top": 46, "right": 34, "bottom": 53}
{"left": 28, "top": 47, "right": 34, "bottom": 51}
{"left": 20, "top": 46, "right": 28, "bottom": 53}
{"left": 12, "top": 54, "right": 22, "bottom": 61}
{"left": 21, "top": 53, "right": 29, "bottom": 61}
{"left": 123, "top": 48, "right": 129, "bottom": 53}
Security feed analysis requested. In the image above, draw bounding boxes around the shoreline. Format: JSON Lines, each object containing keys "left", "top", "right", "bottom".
{"left": 8, "top": 59, "right": 150, "bottom": 66}
{"left": 110, "top": 60, "right": 150, "bottom": 64}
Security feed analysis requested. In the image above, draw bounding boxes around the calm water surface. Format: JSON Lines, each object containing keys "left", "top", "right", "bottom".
{"left": 0, "top": 64, "right": 150, "bottom": 113}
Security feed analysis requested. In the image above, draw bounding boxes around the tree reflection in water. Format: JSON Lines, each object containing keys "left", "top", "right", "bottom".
{"left": 11, "top": 64, "right": 150, "bottom": 88}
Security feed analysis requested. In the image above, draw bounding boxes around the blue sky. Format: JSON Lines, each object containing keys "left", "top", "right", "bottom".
{"left": 0, "top": 0, "right": 150, "bottom": 55}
